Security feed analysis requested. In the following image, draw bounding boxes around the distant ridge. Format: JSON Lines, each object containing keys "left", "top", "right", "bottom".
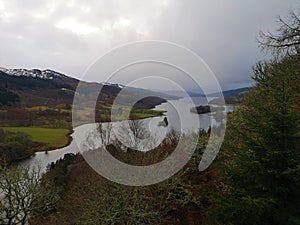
{"left": 208, "top": 87, "right": 253, "bottom": 97}
{"left": 0, "top": 67, "right": 73, "bottom": 80}
{"left": 163, "top": 87, "right": 252, "bottom": 98}
{"left": 0, "top": 67, "right": 177, "bottom": 108}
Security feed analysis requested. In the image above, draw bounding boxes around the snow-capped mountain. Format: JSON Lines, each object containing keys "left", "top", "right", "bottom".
{"left": 100, "top": 82, "right": 125, "bottom": 89}
{"left": 109, "top": 83, "right": 126, "bottom": 89}
{"left": 0, "top": 67, "right": 70, "bottom": 80}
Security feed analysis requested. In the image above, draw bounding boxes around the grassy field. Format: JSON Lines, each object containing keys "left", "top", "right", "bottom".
{"left": 72, "top": 106, "right": 166, "bottom": 126}
{"left": 1, "top": 127, "right": 71, "bottom": 150}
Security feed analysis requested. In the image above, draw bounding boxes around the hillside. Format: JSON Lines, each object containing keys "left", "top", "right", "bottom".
{"left": 163, "top": 87, "right": 252, "bottom": 99}
{"left": 0, "top": 71, "right": 76, "bottom": 107}
{"left": 0, "top": 67, "right": 176, "bottom": 127}
{"left": 0, "top": 68, "right": 176, "bottom": 108}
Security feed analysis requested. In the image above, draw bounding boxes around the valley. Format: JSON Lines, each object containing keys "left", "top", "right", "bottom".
{"left": 0, "top": 3, "right": 299, "bottom": 225}
{"left": 0, "top": 68, "right": 173, "bottom": 163}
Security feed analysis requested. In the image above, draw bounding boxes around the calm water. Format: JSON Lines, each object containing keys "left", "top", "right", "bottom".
{"left": 18, "top": 97, "right": 236, "bottom": 171}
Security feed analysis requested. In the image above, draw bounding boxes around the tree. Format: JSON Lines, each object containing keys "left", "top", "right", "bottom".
{"left": 0, "top": 166, "right": 59, "bottom": 225}
{"left": 117, "top": 119, "right": 149, "bottom": 150}
{"left": 97, "top": 122, "right": 112, "bottom": 146}
{"left": 65, "top": 104, "right": 71, "bottom": 110}
{"left": 259, "top": 11, "right": 300, "bottom": 56}
{"left": 212, "top": 12, "right": 300, "bottom": 225}
{"left": 0, "top": 130, "right": 34, "bottom": 165}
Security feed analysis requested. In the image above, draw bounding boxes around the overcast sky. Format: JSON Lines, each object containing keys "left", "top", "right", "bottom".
{"left": 0, "top": 0, "right": 299, "bottom": 91}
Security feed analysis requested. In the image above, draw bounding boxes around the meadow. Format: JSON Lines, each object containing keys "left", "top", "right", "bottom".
{"left": 1, "top": 127, "right": 71, "bottom": 150}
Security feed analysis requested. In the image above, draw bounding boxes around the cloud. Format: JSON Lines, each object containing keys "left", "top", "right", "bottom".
{"left": 55, "top": 18, "right": 100, "bottom": 35}
{"left": 149, "top": 0, "right": 299, "bottom": 89}
{"left": 0, "top": 0, "right": 299, "bottom": 90}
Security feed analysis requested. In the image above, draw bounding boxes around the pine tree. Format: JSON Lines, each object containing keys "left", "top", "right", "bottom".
{"left": 212, "top": 12, "right": 300, "bottom": 225}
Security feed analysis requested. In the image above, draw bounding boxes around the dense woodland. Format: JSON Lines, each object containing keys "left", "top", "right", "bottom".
{"left": 0, "top": 128, "right": 34, "bottom": 165}
{"left": 212, "top": 12, "right": 300, "bottom": 224}
{"left": 0, "top": 11, "right": 300, "bottom": 225}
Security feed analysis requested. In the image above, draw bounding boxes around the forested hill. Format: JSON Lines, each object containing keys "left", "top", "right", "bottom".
{"left": 0, "top": 70, "right": 77, "bottom": 107}
{"left": 0, "top": 69, "right": 176, "bottom": 108}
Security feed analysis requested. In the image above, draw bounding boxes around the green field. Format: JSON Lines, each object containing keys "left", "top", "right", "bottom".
{"left": 1, "top": 127, "right": 71, "bottom": 150}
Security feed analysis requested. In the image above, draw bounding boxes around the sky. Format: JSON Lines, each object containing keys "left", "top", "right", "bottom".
{"left": 0, "top": 0, "right": 299, "bottom": 91}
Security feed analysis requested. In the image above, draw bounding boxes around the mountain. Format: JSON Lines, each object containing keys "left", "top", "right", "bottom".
{"left": 163, "top": 87, "right": 252, "bottom": 98}
{"left": 0, "top": 67, "right": 72, "bottom": 80}
{"left": 208, "top": 87, "right": 253, "bottom": 105}
{"left": 0, "top": 70, "right": 76, "bottom": 106}
{"left": 208, "top": 87, "right": 252, "bottom": 97}
{"left": 0, "top": 67, "right": 176, "bottom": 108}
{"left": 101, "top": 82, "right": 126, "bottom": 89}
{"left": 163, "top": 90, "right": 205, "bottom": 98}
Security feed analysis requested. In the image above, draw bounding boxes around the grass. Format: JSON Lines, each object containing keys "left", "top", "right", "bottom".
{"left": 25, "top": 106, "right": 49, "bottom": 111}
{"left": 73, "top": 107, "right": 166, "bottom": 126}
{"left": 130, "top": 109, "right": 166, "bottom": 119}
{"left": 25, "top": 106, "right": 71, "bottom": 113}
{"left": 1, "top": 127, "right": 71, "bottom": 151}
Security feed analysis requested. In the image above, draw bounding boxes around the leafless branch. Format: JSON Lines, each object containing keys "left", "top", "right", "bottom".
{"left": 258, "top": 11, "right": 300, "bottom": 57}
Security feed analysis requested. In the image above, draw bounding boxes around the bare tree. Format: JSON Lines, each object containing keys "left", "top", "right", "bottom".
{"left": 117, "top": 119, "right": 149, "bottom": 150}
{"left": 259, "top": 11, "right": 300, "bottom": 56}
{"left": 165, "top": 128, "right": 180, "bottom": 145}
{"left": 97, "top": 122, "right": 112, "bottom": 146}
{"left": 129, "top": 120, "right": 148, "bottom": 144}
{"left": 0, "top": 166, "right": 59, "bottom": 225}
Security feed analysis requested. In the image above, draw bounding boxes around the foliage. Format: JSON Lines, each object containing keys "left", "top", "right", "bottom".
{"left": 211, "top": 14, "right": 300, "bottom": 225}
{"left": 0, "top": 87, "right": 20, "bottom": 106}
{"left": 0, "top": 107, "right": 72, "bottom": 128}
{"left": 0, "top": 166, "right": 59, "bottom": 225}
{"left": 0, "top": 129, "right": 34, "bottom": 165}
{"left": 190, "top": 105, "right": 225, "bottom": 114}
{"left": 31, "top": 130, "right": 216, "bottom": 225}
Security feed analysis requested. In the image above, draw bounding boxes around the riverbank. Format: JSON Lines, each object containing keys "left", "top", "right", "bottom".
{"left": 1, "top": 127, "right": 73, "bottom": 152}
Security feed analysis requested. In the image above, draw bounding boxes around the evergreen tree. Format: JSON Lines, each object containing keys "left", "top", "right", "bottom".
{"left": 212, "top": 12, "right": 300, "bottom": 225}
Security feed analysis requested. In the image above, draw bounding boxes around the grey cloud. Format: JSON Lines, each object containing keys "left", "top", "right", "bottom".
{"left": 150, "top": 0, "right": 299, "bottom": 89}
{"left": 0, "top": 0, "right": 298, "bottom": 91}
